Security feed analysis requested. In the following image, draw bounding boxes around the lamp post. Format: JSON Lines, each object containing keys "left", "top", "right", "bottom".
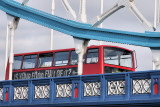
{"left": 99, "top": 0, "right": 103, "bottom": 45}
{"left": 51, "top": 0, "right": 55, "bottom": 50}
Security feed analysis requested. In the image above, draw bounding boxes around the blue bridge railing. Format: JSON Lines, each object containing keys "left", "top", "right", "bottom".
{"left": 0, "top": 71, "right": 160, "bottom": 106}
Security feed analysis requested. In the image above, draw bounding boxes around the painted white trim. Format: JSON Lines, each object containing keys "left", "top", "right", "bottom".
{"left": 51, "top": 0, "right": 55, "bottom": 50}
{"left": 5, "top": 24, "right": 9, "bottom": 71}
{"left": 154, "top": 0, "right": 158, "bottom": 29}
{"left": 61, "top": 0, "right": 77, "bottom": 20}
{"left": 158, "top": 0, "right": 160, "bottom": 24}
{"left": 9, "top": 28, "right": 15, "bottom": 80}
{"left": 92, "top": 0, "right": 154, "bottom": 31}
{"left": 79, "top": 0, "right": 87, "bottom": 23}
{"left": 99, "top": 0, "right": 103, "bottom": 45}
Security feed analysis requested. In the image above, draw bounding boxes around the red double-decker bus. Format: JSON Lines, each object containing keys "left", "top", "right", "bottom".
{"left": 5, "top": 45, "right": 135, "bottom": 80}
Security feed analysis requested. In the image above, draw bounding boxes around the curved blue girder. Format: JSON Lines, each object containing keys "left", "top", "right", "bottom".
{"left": 0, "top": 0, "right": 160, "bottom": 49}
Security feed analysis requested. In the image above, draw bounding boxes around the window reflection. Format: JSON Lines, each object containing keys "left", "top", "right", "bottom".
{"left": 69, "top": 51, "right": 85, "bottom": 65}
{"left": 86, "top": 49, "right": 99, "bottom": 64}
{"left": 22, "top": 55, "right": 37, "bottom": 69}
{"left": 38, "top": 53, "right": 53, "bottom": 68}
{"left": 70, "top": 51, "right": 78, "bottom": 65}
{"left": 53, "top": 51, "right": 69, "bottom": 66}
{"left": 104, "top": 47, "right": 133, "bottom": 68}
{"left": 13, "top": 56, "right": 22, "bottom": 70}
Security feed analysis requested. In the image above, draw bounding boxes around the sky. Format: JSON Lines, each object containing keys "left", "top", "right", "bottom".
{"left": 0, "top": 0, "right": 155, "bottom": 80}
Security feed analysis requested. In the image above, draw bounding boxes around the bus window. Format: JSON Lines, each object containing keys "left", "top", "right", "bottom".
{"left": 86, "top": 49, "right": 99, "bottom": 64}
{"left": 69, "top": 51, "right": 85, "bottom": 65}
{"left": 53, "top": 51, "right": 69, "bottom": 66}
{"left": 104, "top": 66, "right": 130, "bottom": 73}
{"left": 38, "top": 53, "right": 53, "bottom": 68}
{"left": 104, "top": 47, "right": 133, "bottom": 68}
{"left": 22, "top": 55, "right": 38, "bottom": 69}
{"left": 70, "top": 51, "right": 78, "bottom": 65}
{"left": 13, "top": 56, "right": 22, "bottom": 70}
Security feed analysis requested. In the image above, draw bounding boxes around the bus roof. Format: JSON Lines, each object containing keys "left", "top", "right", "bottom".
{"left": 14, "top": 45, "right": 133, "bottom": 56}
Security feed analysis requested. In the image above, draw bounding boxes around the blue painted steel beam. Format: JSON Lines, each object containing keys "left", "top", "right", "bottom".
{"left": 0, "top": 0, "right": 160, "bottom": 49}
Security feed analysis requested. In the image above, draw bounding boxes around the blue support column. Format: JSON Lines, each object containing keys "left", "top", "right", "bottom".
{"left": 100, "top": 75, "right": 105, "bottom": 101}
{"left": 105, "top": 79, "right": 108, "bottom": 98}
{"left": 49, "top": 79, "right": 55, "bottom": 103}
{"left": 28, "top": 80, "right": 33, "bottom": 104}
{"left": 78, "top": 76, "right": 83, "bottom": 101}
{"left": 151, "top": 77, "right": 155, "bottom": 96}
{"left": 125, "top": 73, "right": 131, "bottom": 100}
{"left": 158, "top": 77, "right": 160, "bottom": 96}
{"left": 53, "top": 80, "right": 56, "bottom": 101}
{"left": 8, "top": 82, "right": 13, "bottom": 104}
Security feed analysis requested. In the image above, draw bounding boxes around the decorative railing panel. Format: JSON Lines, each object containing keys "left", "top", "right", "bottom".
{"left": 84, "top": 82, "right": 101, "bottom": 96}
{"left": 0, "top": 71, "right": 160, "bottom": 106}
{"left": 14, "top": 86, "right": 28, "bottom": 100}
{"left": 56, "top": 84, "right": 72, "bottom": 98}
{"left": 0, "top": 88, "right": 3, "bottom": 101}
{"left": 34, "top": 85, "right": 50, "bottom": 99}
{"left": 132, "top": 79, "right": 151, "bottom": 94}
{"left": 108, "top": 80, "right": 125, "bottom": 95}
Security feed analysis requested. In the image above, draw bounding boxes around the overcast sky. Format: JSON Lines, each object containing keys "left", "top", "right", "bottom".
{"left": 0, "top": 0, "right": 155, "bottom": 80}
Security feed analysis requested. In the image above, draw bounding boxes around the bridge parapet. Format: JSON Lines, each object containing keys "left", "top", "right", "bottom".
{"left": 0, "top": 71, "right": 160, "bottom": 106}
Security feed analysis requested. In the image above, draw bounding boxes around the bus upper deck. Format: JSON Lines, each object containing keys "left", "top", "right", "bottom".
{"left": 5, "top": 45, "right": 135, "bottom": 80}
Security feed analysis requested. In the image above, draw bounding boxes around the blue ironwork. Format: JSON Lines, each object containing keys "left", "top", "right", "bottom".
{"left": 84, "top": 82, "right": 100, "bottom": 96}
{"left": 132, "top": 79, "right": 151, "bottom": 94}
{"left": 0, "top": 71, "right": 160, "bottom": 106}
{"left": 34, "top": 85, "right": 50, "bottom": 99}
{"left": 1, "top": 0, "right": 160, "bottom": 49}
{"left": 56, "top": 84, "right": 72, "bottom": 98}
{"left": 107, "top": 80, "right": 125, "bottom": 95}
{"left": 14, "top": 86, "right": 28, "bottom": 100}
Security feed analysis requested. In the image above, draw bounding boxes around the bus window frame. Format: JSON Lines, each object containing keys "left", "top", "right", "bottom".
{"left": 53, "top": 51, "right": 70, "bottom": 67}
{"left": 69, "top": 50, "right": 86, "bottom": 66}
{"left": 85, "top": 48, "right": 99, "bottom": 64}
{"left": 103, "top": 46, "right": 135, "bottom": 70}
{"left": 13, "top": 55, "right": 23, "bottom": 70}
{"left": 13, "top": 55, "right": 24, "bottom": 71}
{"left": 20, "top": 55, "right": 24, "bottom": 70}
{"left": 37, "top": 52, "right": 54, "bottom": 68}
{"left": 69, "top": 50, "right": 78, "bottom": 65}
{"left": 21, "top": 54, "right": 38, "bottom": 70}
